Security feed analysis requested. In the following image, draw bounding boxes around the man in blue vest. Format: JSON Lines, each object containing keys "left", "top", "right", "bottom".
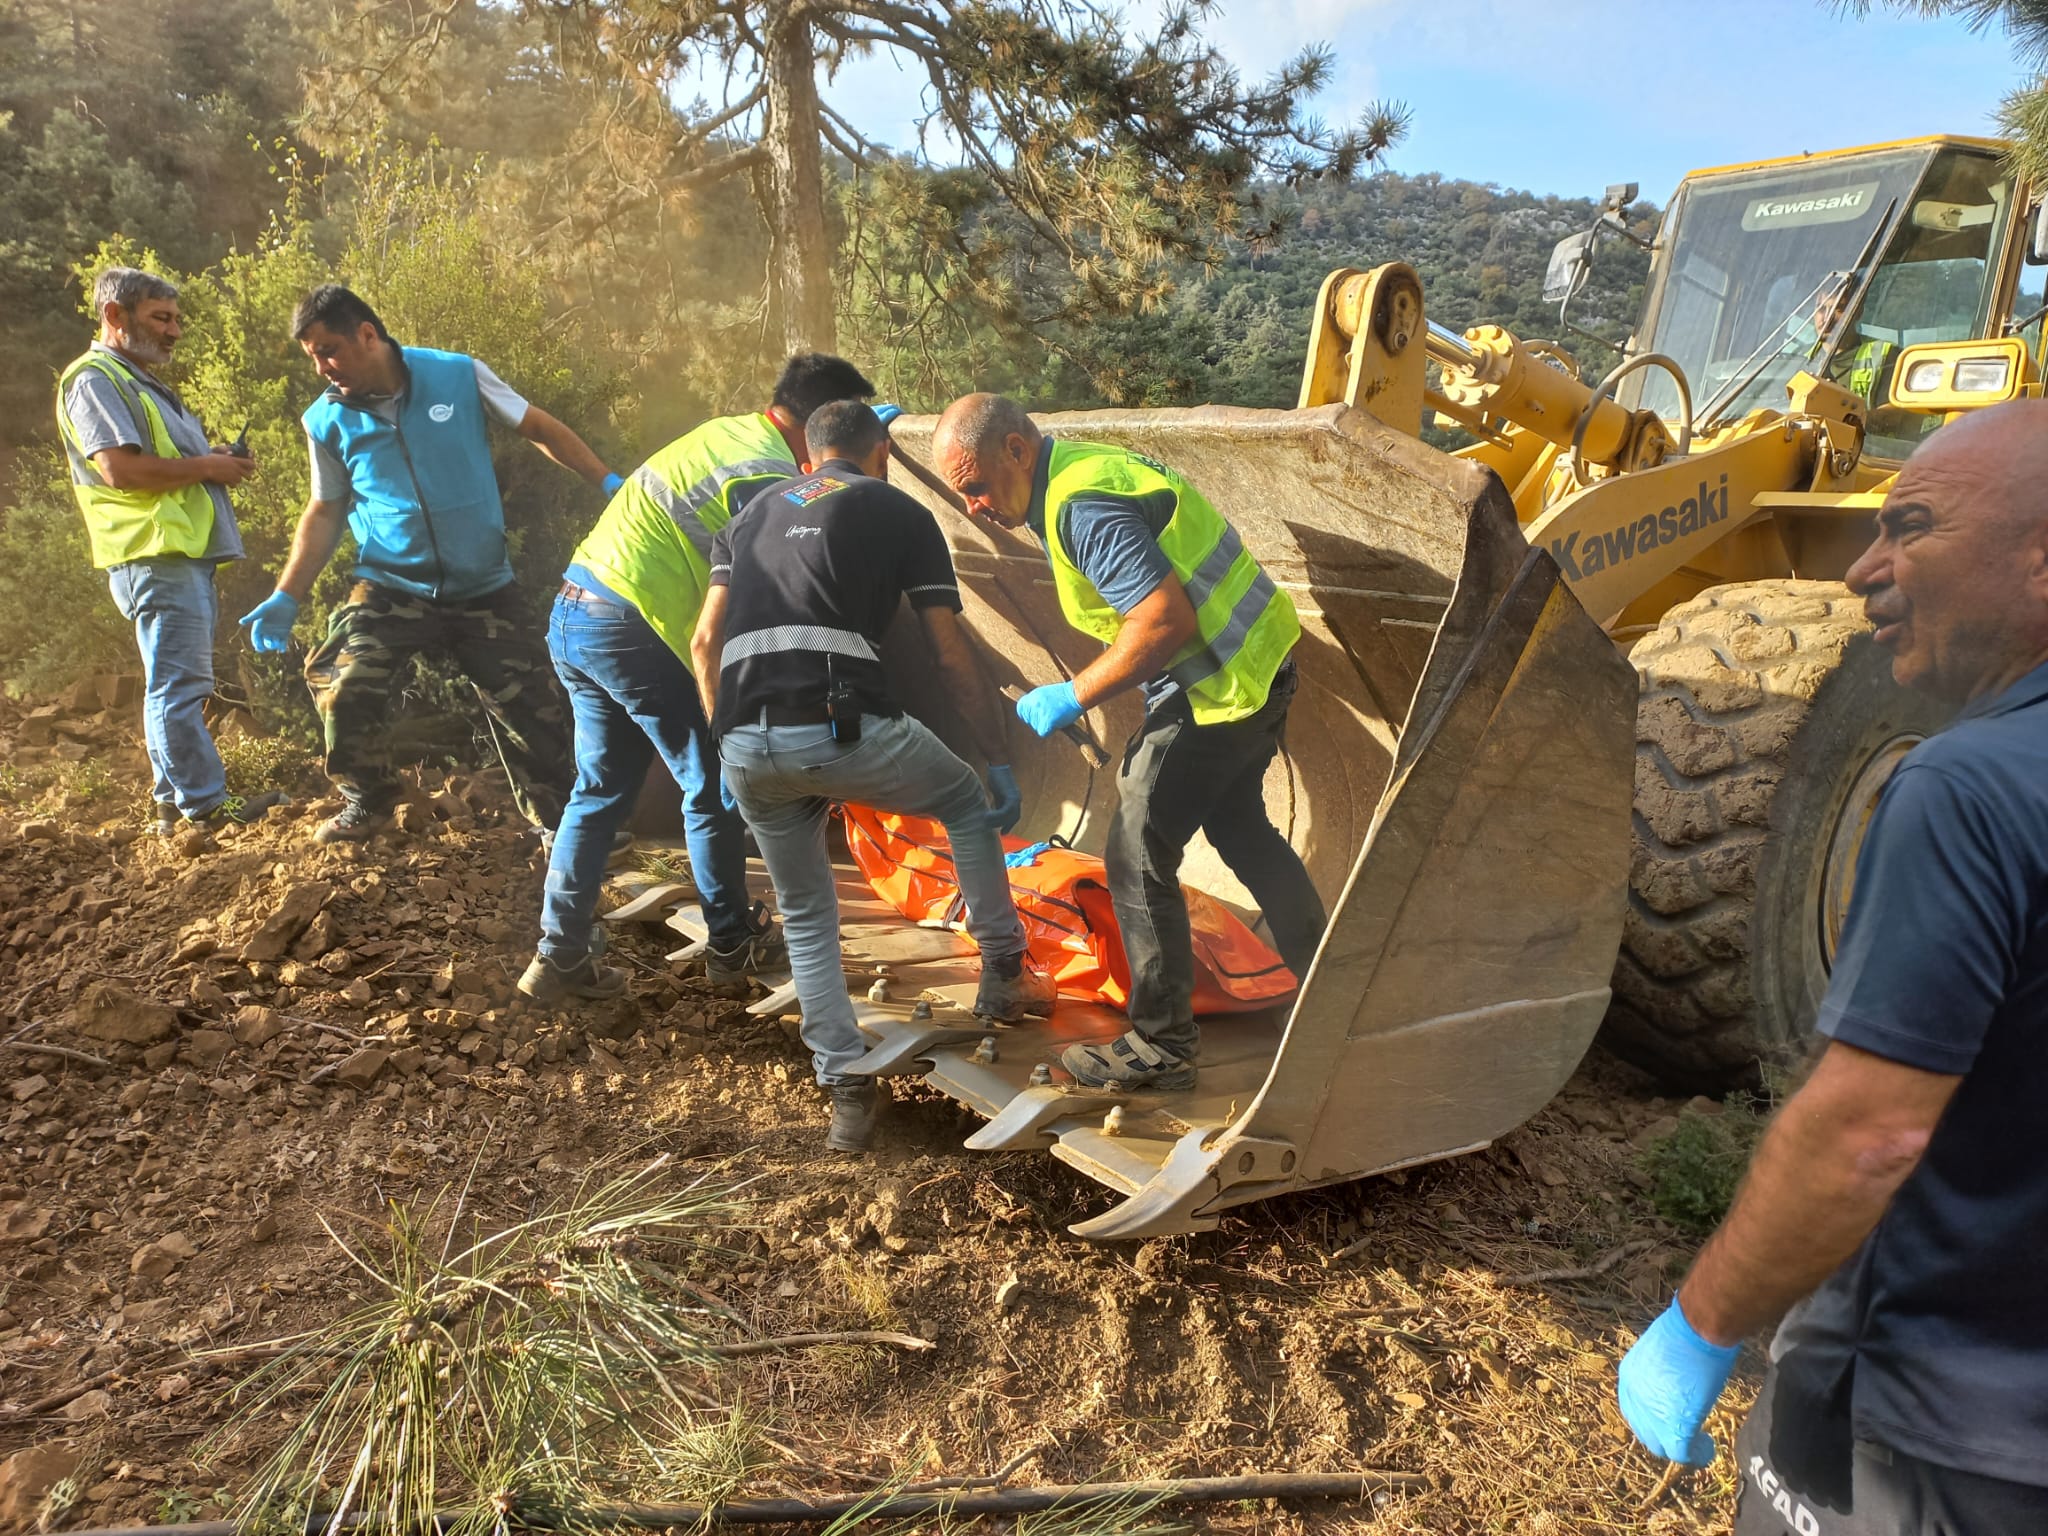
{"left": 239, "top": 285, "right": 621, "bottom": 845}
{"left": 57, "top": 266, "right": 280, "bottom": 835}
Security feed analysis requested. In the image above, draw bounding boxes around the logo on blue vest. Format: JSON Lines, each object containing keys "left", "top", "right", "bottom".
{"left": 428, "top": 403, "right": 455, "bottom": 423}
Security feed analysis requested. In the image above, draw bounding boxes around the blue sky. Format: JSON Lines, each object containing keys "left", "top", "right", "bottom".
{"left": 806, "top": 0, "right": 2032, "bottom": 202}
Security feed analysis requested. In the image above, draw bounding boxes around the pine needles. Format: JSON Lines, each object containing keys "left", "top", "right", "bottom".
{"left": 206, "top": 1154, "right": 750, "bottom": 1536}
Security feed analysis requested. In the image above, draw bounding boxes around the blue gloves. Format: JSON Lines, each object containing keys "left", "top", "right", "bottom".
{"left": 601, "top": 471, "right": 625, "bottom": 498}
{"left": 985, "top": 764, "right": 1022, "bottom": 832}
{"left": 1617, "top": 1297, "right": 1742, "bottom": 1466}
{"left": 1016, "top": 681, "right": 1083, "bottom": 738}
{"left": 239, "top": 590, "right": 300, "bottom": 654}
{"left": 873, "top": 403, "right": 903, "bottom": 428}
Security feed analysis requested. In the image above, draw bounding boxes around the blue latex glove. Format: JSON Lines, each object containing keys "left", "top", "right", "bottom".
{"left": 873, "top": 403, "right": 903, "bottom": 428}
{"left": 601, "top": 471, "right": 625, "bottom": 498}
{"left": 1016, "top": 681, "right": 1083, "bottom": 738}
{"left": 1617, "top": 1297, "right": 1742, "bottom": 1466}
{"left": 239, "top": 590, "right": 299, "bottom": 654}
{"left": 985, "top": 764, "right": 1022, "bottom": 832}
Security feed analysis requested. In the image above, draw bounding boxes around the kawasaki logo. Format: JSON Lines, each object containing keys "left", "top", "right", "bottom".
{"left": 1548, "top": 475, "right": 1730, "bottom": 581}
{"left": 1741, "top": 181, "right": 1877, "bottom": 231}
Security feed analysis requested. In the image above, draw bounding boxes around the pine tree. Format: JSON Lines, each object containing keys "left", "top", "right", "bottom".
{"left": 301, "top": 0, "right": 1407, "bottom": 353}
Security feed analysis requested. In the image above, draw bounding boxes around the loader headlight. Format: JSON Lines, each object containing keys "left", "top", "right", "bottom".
{"left": 1886, "top": 338, "right": 2033, "bottom": 414}
{"left": 1953, "top": 357, "right": 2012, "bottom": 394}
{"left": 1902, "top": 358, "right": 1948, "bottom": 394}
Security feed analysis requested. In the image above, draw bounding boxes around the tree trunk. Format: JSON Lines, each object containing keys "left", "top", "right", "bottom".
{"left": 761, "top": 4, "right": 835, "bottom": 353}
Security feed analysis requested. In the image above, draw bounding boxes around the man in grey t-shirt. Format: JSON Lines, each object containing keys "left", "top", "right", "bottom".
{"left": 56, "top": 266, "right": 279, "bottom": 833}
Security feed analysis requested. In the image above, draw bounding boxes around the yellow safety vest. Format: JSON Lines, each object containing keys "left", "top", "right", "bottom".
{"left": 56, "top": 350, "right": 216, "bottom": 568}
{"left": 1844, "top": 338, "right": 1896, "bottom": 405}
{"left": 1042, "top": 440, "right": 1299, "bottom": 725}
{"left": 571, "top": 412, "right": 797, "bottom": 663}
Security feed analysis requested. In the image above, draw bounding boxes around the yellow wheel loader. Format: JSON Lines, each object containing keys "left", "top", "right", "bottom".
{"left": 857, "top": 135, "right": 2044, "bottom": 1237}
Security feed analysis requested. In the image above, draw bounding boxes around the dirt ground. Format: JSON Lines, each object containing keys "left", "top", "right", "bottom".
{"left": 0, "top": 686, "right": 1756, "bottom": 1534}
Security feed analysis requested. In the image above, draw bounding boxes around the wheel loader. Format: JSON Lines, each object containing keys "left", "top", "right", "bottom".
{"left": 849, "top": 134, "right": 2044, "bottom": 1238}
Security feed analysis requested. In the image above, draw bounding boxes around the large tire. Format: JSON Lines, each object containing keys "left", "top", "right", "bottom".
{"left": 1603, "top": 580, "right": 1955, "bottom": 1090}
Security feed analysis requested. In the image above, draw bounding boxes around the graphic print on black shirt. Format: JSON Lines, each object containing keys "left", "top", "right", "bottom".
{"left": 709, "top": 459, "right": 962, "bottom": 735}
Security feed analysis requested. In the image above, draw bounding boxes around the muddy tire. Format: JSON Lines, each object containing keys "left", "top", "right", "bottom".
{"left": 1603, "top": 580, "right": 1954, "bottom": 1090}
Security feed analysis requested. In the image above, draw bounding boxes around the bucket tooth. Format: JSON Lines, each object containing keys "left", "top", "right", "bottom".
{"left": 963, "top": 1085, "right": 1121, "bottom": 1151}
{"left": 844, "top": 1023, "right": 988, "bottom": 1077}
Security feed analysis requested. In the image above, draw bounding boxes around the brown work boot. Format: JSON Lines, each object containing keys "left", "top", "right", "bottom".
{"left": 972, "top": 951, "right": 1056, "bottom": 1022}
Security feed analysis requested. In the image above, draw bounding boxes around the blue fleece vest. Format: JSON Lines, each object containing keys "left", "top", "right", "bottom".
{"left": 302, "top": 346, "right": 513, "bottom": 601}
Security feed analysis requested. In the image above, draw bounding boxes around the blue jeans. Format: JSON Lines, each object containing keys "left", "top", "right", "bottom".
{"left": 719, "top": 713, "right": 1026, "bottom": 1085}
{"left": 107, "top": 558, "right": 227, "bottom": 817}
{"left": 541, "top": 591, "right": 753, "bottom": 962}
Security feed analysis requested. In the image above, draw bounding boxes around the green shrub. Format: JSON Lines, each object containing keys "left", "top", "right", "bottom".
{"left": 1643, "top": 1095, "right": 1767, "bottom": 1235}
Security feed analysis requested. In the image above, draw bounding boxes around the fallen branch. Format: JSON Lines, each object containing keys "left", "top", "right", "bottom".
{"left": 706, "top": 1329, "right": 935, "bottom": 1358}
{"left": 1497, "top": 1239, "right": 1655, "bottom": 1288}
{"left": 1637, "top": 1458, "right": 1686, "bottom": 1513}
{"left": 0, "top": 1038, "right": 110, "bottom": 1069}
{"left": 49, "top": 1470, "right": 1429, "bottom": 1535}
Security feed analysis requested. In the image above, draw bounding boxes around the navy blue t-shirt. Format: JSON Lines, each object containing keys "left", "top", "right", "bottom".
{"left": 1025, "top": 439, "right": 1180, "bottom": 711}
{"left": 1802, "top": 657, "right": 2048, "bottom": 1485}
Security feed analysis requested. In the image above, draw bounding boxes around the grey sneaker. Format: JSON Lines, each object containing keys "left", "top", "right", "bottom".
{"left": 315, "top": 802, "right": 393, "bottom": 844}
{"left": 1059, "top": 1029, "right": 1195, "bottom": 1091}
{"left": 152, "top": 801, "right": 180, "bottom": 837}
{"left": 825, "top": 1080, "right": 881, "bottom": 1151}
{"left": 517, "top": 952, "right": 629, "bottom": 1003}
{"left": 705, "top": 911, "right": 788, "bottom": 998}
{"left": 189, "top": 791, "right": 286, "bottom": 829}
{"left": 973, "top": 952, "right": 1057, "bottom": 1022}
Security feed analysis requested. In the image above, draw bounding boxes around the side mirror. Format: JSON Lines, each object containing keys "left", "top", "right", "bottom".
{"left": 1543, "top": 230, "right": 1596, "bottom": 304}
{"left": 2029, "top": 200, "right": 2048, "bottom": 265}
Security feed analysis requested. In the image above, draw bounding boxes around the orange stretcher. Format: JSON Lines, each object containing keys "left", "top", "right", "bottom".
{"left": 839, "top": 804, "right": 1296, "bottom": 1014}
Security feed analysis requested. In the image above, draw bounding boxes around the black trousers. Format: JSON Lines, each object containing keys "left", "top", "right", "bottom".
{"left": 1105, "top": 660, "right": 1327, "bottom": 1057}
{"left": 1734, "top": 1358, "right": 2048, "bottom": 1535}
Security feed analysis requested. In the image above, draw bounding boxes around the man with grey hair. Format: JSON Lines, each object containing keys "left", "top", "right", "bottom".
{"left": 1616, "top": 399, "right": 2048, "bottom": 1530}
{"left": 56, "top": 266, "right": 276, "bottom": 834}
{"left": 932, "top": 393, "right": 1325, "bottom": 1092}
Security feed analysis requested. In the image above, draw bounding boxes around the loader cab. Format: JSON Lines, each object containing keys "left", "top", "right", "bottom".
{"left": 1622, "top": 137, "right": 2033, "bottom": 463}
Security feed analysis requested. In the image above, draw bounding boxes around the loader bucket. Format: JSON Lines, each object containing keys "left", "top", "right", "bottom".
{"left": 854, "top": 405, "right": 1634, "bottom": 1238}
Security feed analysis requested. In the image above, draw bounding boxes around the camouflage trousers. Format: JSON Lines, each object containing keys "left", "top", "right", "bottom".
{"left": 304, "top": 580, "right": 574, "bottom": 829}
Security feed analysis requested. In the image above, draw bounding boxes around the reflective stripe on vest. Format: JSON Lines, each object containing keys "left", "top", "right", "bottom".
{"left": 1041, "top": 439, "right": 1299, "bottom": 725}
{"left": 719, "top": 624, "right": 879, "bottom": 669}
{"left": 572, "top": 413, "right": 798, "bottom": 665}
{"left": 1845, "top": 339, "right": 1895, "bottom": 404}
{"left": 56, "top": 350, "right": 215, "bottom": 569}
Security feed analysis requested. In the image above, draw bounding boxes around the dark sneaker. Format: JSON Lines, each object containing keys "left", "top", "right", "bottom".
{"left": 825, "top": 1080, "right": 881, "bottom": 1152}
{"left": 705, "top": 911, "right": 788, "bottom": 998}
{"left": 314, "top": 802, "right": 393, "bottom": 844}
{"left": 517, "top": 951, "right": 629, "bottom": 1003}
{"left": 151, "top": 802, "right": 180, "bottom": 838}
{"left": 188, "top": 791, "right": 286, "bottom": 829}
{"left": 1059, "top": 1029, "right": 1195, "bottom": 1091}
{"left": 973, "top": 951, "right": 1057, "bottom": 1022}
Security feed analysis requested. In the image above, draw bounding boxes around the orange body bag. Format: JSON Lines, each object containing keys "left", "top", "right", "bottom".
{"left": 839, "top": 805, "right": 1295, "bottom": 1014}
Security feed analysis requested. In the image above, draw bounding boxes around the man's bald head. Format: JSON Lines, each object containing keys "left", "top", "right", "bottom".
{"left": 1847, "top": 398, "right": 2048, "bottom": 703}
{"left": 933, "top": 393, "right": 1043, "bottom": 528}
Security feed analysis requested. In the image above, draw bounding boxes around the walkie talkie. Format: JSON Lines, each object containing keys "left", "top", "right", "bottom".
{"left": 826, "top": 657, "right": 860, "bottom": 744}
{"left": 227, "top": 420, "right": 251, "bottom": 458}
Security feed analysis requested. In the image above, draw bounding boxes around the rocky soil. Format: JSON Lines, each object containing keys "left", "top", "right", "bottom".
{"left": 0, "top": 686, "right": 1753, "bottom": 1534}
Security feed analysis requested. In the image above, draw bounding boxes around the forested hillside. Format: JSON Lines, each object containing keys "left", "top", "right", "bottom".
{"left": 1058, "top": 173, "right": 1655, "bottom": 411}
